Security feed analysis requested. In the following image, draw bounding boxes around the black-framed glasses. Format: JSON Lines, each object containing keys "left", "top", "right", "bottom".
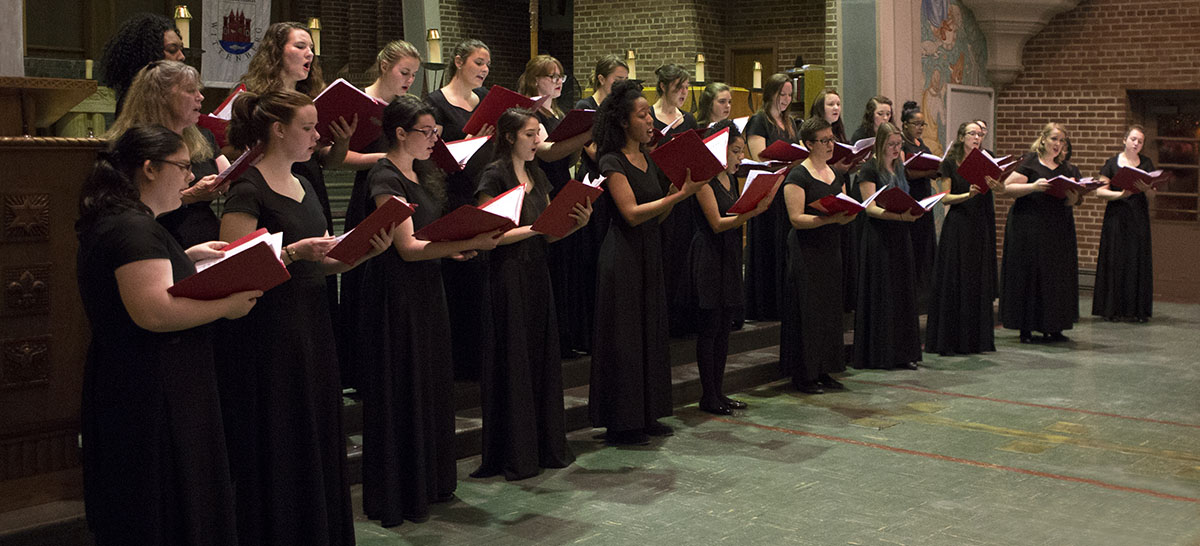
{"left": 156, "top": 158, "right": 192, "bottom": 172}
{"left": 412, "top": 127, "right": 440, "bottom": 139}
{"left": 808, "top": 137, "right": 836, "bottom": 145}
{"left": 540, "top": 74, "right": 566, "bottom": 83}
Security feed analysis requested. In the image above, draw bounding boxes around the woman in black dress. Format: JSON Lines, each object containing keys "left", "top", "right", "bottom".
{"left": 851, "top": 95, "right": 893, "bottom": 142}
{"left": 743, "top": 73, "right": 797, "bottom": 321}
{"left": 925, "top": 121, "right": 1003, "bottom": 355}
{"left": 683, "top": 121, "right": 774, "bottom": 414}
{"left": 425, "top": 39, "right": 496, "bottom": 381}
{"left": 854, "top": 122, "right": 923, "bottom": 370}
{"left": 357, "top": 96, "right": 502, "bottom": 526}
{"left": 591, "top": 80, "right": 705, "bottom": 446}
{"left": 810, "top": 88, "right": 859, "bottom": 311}
{"left": 780, "top": 117, "right": 859, "bottom": 392}
{"left": 218, "top": 90, "right": 391, "bottom": 546}
{"left": 696, "top": 82, "right": 734, "bottom": 127}
{"left": 339, "top": 39, "right": 423, "bottom": 388}
{"left": 1093, "top": 125, "right": 1155, "bottom": 322}
{"left": 576, "top": 55, "right": 629, "bottom": 182}
{"left": 106, "top": 60, "right": 229, "bottom": 248}
{"left": 76, "top": 126, "right": 259, "bottom": 546}
{"left": 899, "top": 101, "right": 939, "bottom": 311}
{"left": 1000, "top": 123, "right": 1081, "bottom": 343}
{"left": 471, "top": 108, "right": 592, "bottom": 480}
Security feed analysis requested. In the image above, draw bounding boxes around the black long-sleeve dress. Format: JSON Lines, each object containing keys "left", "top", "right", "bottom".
{"left": 1000, "top": 156, "right": 1079, "bottom": 334}
{"left": 924, "top": 159, "right": 997, "bottom": 355}
{"left": 216, "top": 168, "right": 354, "bottom": 546}
{"left": 742, "top": 111, "right": 795, "bottom": 321}
{"left": 357, "top": 159, "right": 457, "bottom": 525}
{"left": 590, "top": 151, "right": 672, "bottom": 431}
{"left": 780, "top": 165, "right": 850, "bottom": 382}
{"left": 902, "top": 138, "right": 938, "bottom": 311}
{"left": 652, "top": 108, "right": 700, "bottom": 335}
{"left": 853, "top": 159, "right": 922, "bottom": 369}
{"left": 1092, "top": 154, "right": 1154, "bottom": 321}
{"left": 77, "top": 208, "right": 236, "bottom": 546}
{"left": 427, "top": 87, "right": 494, "bottom": 381}
{"left": 471, "top": 160, "right": 574, "bottom": 480}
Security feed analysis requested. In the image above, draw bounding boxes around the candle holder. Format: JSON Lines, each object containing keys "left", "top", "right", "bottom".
{"left": 307, "top": 18, "right": 322, "bottom": 56}
{"left": 174, "top": 5, "right": 193, "bottom": 49}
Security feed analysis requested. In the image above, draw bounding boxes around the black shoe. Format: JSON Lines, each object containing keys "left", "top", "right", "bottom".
{"left": 605, "top": 430, "right": 651, "bottom": 446}
{"left": 793, "top": 380, "right": 824, "bottom": 394}
{"left": 1019, "top": 331, "right": 1034, "bottom": 344}
{"left": 699, "top": 402, "right": 733, "bottom": 416}
{"left": 818, "top": 374, "right": 846, "bottom": 390}
{"left": 897, "top": 362, "right": 919, "bottom": 370}
{"left": 721, "top": 396, "right": 748, "bottom": 409}
{"left": 1043, "top": 332, "right": 1070, "bottom": 343}
{"left": 643, "top": 420, "right": 674, "bottom": 437}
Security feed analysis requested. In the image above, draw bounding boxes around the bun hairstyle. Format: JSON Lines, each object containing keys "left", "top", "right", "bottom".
{"left": 371, "top": 40, "right": 421, "bottom": 78}
{"left": 239, "top": 22, "right": 325, "bottom": 98}
{"left": 447, "top": 39, "right": 489, "bottom": 81}
{"left": 594, "top": 79, "right": 646, "bottom": 156}
{"left": 227, "top": 90, "right": 313, "bottom": 150}
{"left": 697, "top": 82, "right": 732, "bottom": 125}
{"left": 654, "top": 63, "right": 690, "bottom": 99}
{"left": 900, "top": 100, "right": 921, "bottom": 124}
{"left": 705, "top": 118, "right": 741, "bottom": 142}
{"left": 78, "top": 125, "right": 183, "bottom": 227}
{"left": 590, "top": 54, "right": 629, "bottom": 90}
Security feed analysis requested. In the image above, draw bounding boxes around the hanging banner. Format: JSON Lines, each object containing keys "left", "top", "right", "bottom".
{"left": 201, "top": 0, "right": 272, "bottom": 88}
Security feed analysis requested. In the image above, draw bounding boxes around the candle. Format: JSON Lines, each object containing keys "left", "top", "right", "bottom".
{"left": 627, "top": 49, "right": 637, "bottom": 80}
{"left": 695, "top": 54, "right": 705, "bottom": 83}
{"left": 173, "top": 5, "right": 192, "bottom": 49}
{"left": 753, "top": 61, "right": 762, "bottom": 89}
{"left": 85, "top": 59, "right": 93, "bottom": 80}
{"left": 308, "top": 18, "right": 321, "bottom": 56}
{"left": 426, "top": 28, "right": 442, "bottom": 64}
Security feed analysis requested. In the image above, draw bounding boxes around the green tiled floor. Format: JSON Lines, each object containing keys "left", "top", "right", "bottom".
{"left": 352, "top": 299, "right": 1200, "bottom": 545}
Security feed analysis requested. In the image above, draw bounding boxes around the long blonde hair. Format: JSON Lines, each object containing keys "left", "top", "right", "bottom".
{"left": 106, "top": 60, "right": 213, "bottom": 162}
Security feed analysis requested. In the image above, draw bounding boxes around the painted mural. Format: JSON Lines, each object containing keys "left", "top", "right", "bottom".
{"left": 919, "top": 0, "right": 990, "bottom": 152}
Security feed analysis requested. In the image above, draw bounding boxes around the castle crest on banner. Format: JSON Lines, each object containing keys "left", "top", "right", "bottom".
{"left": 202, "top": 0, "right": 272, "bottom": 87}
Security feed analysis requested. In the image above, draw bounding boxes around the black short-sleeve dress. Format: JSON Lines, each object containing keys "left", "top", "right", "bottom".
{"left": 652, "top": 108, "right": 701, "bottom": 335}
{"left": 590, "top": 151, "right": 672, "bottom": 431}
{"left": 779, "top": 165, "right": 850, "bottom": 382}
{"left": 924, "top": 159, "right": 997, "bottom": 355}
{"left": 563, "top": 95, "right": 611, "bottom": 354}
{"left": 216, "top": 167, "right": 353, "bottom": 546}
{"left": 337, "top": 134, "right": 387, "bottom": 389}
{"left": 77, "top": 208, "right": 236, "bottom": 546}
{"left": 1000, "top": 156, "right": 1079, "bottom": 334}
{"left": 742, "top": 111, "right": 797, "bottom": 321}
{"left": 680, "top": 174, "right": 744, "bottom": 311}
{"left": 1092, "top": 154, "right": 1154, "bottom": 321}
{"left": 357, "top": 158, "right": 458, "bottom": 525}
{"left": 471, "top": 160, "right": 574, "bottom": 480}
{"left": 853, "top": 159, "right": 922, "bottom": 369}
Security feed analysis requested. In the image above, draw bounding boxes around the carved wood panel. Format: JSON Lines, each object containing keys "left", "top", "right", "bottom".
{"left": 3, "top": 263, "right": 51, "bottom": 316}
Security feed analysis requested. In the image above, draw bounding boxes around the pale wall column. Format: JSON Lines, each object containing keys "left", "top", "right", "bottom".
{"left": 1, "top": 1, "right": 23, "bottom": 76}
{"left": 404, "top": 0, "right": 440, "bottom": 94}
{"left": 876, "top": 0, "right": 922, "bottom": 108}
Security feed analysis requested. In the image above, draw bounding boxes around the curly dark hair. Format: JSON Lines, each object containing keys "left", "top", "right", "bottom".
{"left": 100, "top": 13, "right": 179, "bottom": 112}
{"left": 594, "top": 79, "right": 646, "bottom": 156}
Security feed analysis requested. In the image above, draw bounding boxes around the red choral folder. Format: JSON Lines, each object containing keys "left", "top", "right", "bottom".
{"left": 430, "top": 135, "right": 492, "bottom": 173}
{"left": 327, "top": 196, "right": 416, "bottom": 265}
{"left": 196, "top": 84, "right": 246, "bottom": 149}
{"left": 736, "top": 159, "right": 791, "bottom": 177}
{"left": 313, "top": 78, "right": 389, "bottom": 152}
{"left": 1109, "top": 166, "right": 1171, "bottom": 193}
{"left": 726, "top": 167, "right": 786, "bottom": 215}
{"left": 758, "top": 140, "right": 810, "bottom": 162}
{"left": 546, "top": 109, "right": 596, "bottom": 141}
{"left": 903, "top": 151, "right": 942, "bottom": 172}
{"left": 829, "top": 137, "right": 875, "bottom": 165}
{"left": 1044, "top": 176, "right": 1103, "bottom": 199}
{"left": 956, "top": 147, "right": 1020, "bottom": 194}
{"left": 461, "top": 86, "right": 551, "bottom": 136}
{"left": 531, "top": 175, "right": 605, "bottom": 237}
{"left": 167, "top": 228, "right": 291, "bottom": 300}
{"left": 212, "top": 144, "right": 265, "bottom": 191}
{"left": 413, "top": 184, "right": 525, "bottom": 242}
{"left": 873, "top": 186, "right": 948, "bottom": 216}
{"left": 650, "top": 127, "right": 729, "bottom": 189}
{"left": 814, "top": 185, "right": 887, "bottom": 215}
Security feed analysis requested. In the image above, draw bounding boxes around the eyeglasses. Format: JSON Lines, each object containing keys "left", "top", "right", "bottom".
{"left": 808, "top": 137, "right": 836, "bottom": 145}
{"left": 906, "top": 121, "right": 927, "bottom": 127}
{"left": 540, "top": 74, "right": 566, "bottom": 83}
{"left": 156, "top": 158, "right": 192, "bottom": 172}
{"left": 411, "top": 126, "right": 440, "bottom": 139}
{"left": 965, "top": 131, "right": 983, "bottom": 137}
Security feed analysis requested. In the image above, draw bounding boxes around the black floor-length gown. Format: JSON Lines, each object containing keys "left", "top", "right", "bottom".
{"left": 216, "top": 168, "right": 354, "bottom": 546}
{"left": 903, "top": 139, "right": 937, "bottom": 312}
{"left": 742, "top": 111, "right": 794, "bottom": 321}
{"left": 590, "top": 151, "right": 672, "bottom": 431}
{"left": 651, "top": 108, "right": 700, "bottom": 335}
{"left": 78, "top": 209, "right": 236, "bottom": 546}
{"left": 1092, "top": 154, "right": 1154, "bottom": 321}
{"left": 924, "top": 160, "right": 997, "bottom": 355}
{"left": 780, "top": 166, "right": 850, "bottom": 382}
{"left": 1000, "top": 157, "right": 1079, "bottom": 334}
{"left": 427, "top": 87, "right": 494, "bottom": 381}
{"left": 337, "top": 135, "right": 387, "bottom": 390}
{"left": 357, "top": 159, "right": 457, "bottom": 525}
{"left": 158, "top": 127, "right": 222, "bottom": 248}
{"left": 853, "top": 160, "right": 922, "bottom": 369}
{"left": 472, "top": 161, "right": 574, "bottom": 480}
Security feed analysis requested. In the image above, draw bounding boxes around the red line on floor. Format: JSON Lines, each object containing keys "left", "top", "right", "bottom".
{"left": 845, "top": 379, "right": 1200, "bottom": 430}
{"left": 713, "top": 417, "right": 1200, "bottom": 504}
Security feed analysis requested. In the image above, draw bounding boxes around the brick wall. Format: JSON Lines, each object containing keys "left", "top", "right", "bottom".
{"left": 295, "top": 0, "right": 405, "bottom": 87}
{"left": 724, "top": 0, "right": 828, "bottom": 88}
{"left": 438, "top": 0, "right": 529, "bottom": 92}
{"left": 992, "top": 0, "right": 1200, "bottom": 267}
